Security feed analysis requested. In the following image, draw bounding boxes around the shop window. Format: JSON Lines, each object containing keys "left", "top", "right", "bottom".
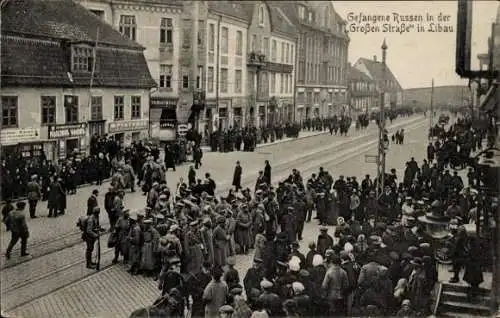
{"left": 91, "top": 96, "right": 103, "bottom": 121}
{"left": 119, "top": 15, "right": 136, "bottom": 40}
{"left": 64, "top": 95, "right": 79, "bottom": 124}
{"left": 41, "top": 96, "right": 56, "bottom": 125}
{"left": 160, "top": 18, "right": 173, "bottom": 45}
{"left": 114, "top": 96, "right": 124, "bottom": 121}
{"left": 66, "top": 138, "right": 78, "bottom": 156}
{"left": 1, "top": 96, "right": 18, "bottom": 128}
{"left": 233, "top": 107, "right": 242, "bottom": 117}
{"left": 219, "top": 107, "right": 227, "bottom": 118}
{"left": 131, "top": 96, "right": 141, "bottom": 119}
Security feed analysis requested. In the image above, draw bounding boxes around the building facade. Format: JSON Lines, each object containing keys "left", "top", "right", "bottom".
{"left": 1, "top": 0, "right": 155, "bottom": 161}
{"left": 206, "top": 2, "right": 250, "bottom": 133}
{"left": 273, "top": 1, "right": 350, "bottom": 122}
{"left": 353, "top": 56, "right": 404, "bottom": 110}
{"left": 347, "top": 65, "right": 378, "bottom": 114}
{"left": 243, "top": 2, "right": 297, "bottom": 128}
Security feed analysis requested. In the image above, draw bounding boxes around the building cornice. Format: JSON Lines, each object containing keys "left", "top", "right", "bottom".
{"left": 113, "top": 2, "right": 183, "bottom": 14}
{"left": 1, "top": 34, "right": 60, "bottom": 46}
{"left": 271, "top": 31, "right": 297, "bottom": 42}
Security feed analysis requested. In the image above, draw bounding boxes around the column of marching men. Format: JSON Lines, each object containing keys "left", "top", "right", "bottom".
{"left": 3, "top": 112, "right": 495, "bottom": 317}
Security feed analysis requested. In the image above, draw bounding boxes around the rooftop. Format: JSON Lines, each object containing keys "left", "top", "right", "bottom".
{"left": 357, "top": 57, "right": 404, "bottom": 91}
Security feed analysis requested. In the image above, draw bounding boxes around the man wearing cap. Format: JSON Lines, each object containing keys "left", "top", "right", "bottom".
{"left": 26, "top": 174, "right": 41, "bottom": 218}
{"left": 112, "top": 209, "right": 131, "bottom": 265}
{"left": 184, "top": 220, "right": 204, "bottom": 275}
{"left": 5, "top": 201, "right": 30, "bottom": 259}
{"left": 140, "top": 219, "right": 160, "bottom": 276}
{"left": 127, "top": 214, "right": 143, "bottom": 275}
{"left": 200, "top": 218, "right": 214, "bottom": 265}
{"left": 218, "top": 305, "right": 234, "bottom": 318}
{"left": 186, "top": 261, "right": 212, "bottom": 317}
{"left": 290, "top": 242, "right": 306, "bottom": 269}
{"left": 147, "top": 182, "right": 160, "bottom": 209}
{"left": 83, "top": 207, "right": 101, "bottom": 268}
{"left": 213, "top": 216, "right": 229, "bottom": 267}
{"left": 86, "top": 189, "right": 99, "bottom": 217}
{"left": 112, "top": 190, "right": 125, "bottom": 227}
{"left": 317, "top": 227, "right": 334, "bottom": 256}
{"left": 291, "top": 281, "right": 311, "bottom": 316}
{"left": 407, "top": 257, "right": 428, "bottom": 315}
{"left": 258, "top": 280, "right": 282, "bottom": 316}
{"left": 243, "top": 257, "right": 265, "bottom": 298}
{"left": 322, "top": 254, "right": 349, "bottom": 315}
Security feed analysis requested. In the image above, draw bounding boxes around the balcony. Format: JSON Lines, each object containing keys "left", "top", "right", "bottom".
{"left": 247, "top": 51, "right": 266, "bottom": 67}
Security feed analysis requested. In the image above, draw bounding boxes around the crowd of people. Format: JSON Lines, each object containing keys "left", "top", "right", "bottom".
{"left": 3, "top": 111, "right": 495, "bottom": 317}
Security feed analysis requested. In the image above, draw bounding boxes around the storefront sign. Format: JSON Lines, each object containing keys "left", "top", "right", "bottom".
{"left": 108, "top": 119, "right": 149, "bottom": 133}
{"left": 48, "top": 123, "right": 86, "bottom": 139}
{"left": 0, "top": 128, "right": 40, "bottom": 145}
{"left": 150, "top": 97, "right": 177, "bottom": 109}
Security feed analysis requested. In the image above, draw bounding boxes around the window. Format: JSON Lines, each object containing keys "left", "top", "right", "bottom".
{"left": 258, "top": 5, "right": 264, "bottom": 25}
{"left": 271, "top": 40, "right": 277, "bottom": 62}
{"left": 290, "top": 45, "right": 294, "bottom": 64}
{"left": 281, "top": 42, "right": 285, "bottom": 63}
{"left": 263, "top": 37, "right": 269, "bottom": 57}
{"left": 284, "top": 74, "right": 288, "bottom": 93}
{"left": 114, "top": 96, "right": 124, "bottom": 121}
{"left": 1, "top": 96, "right": 17, "bottom": 127}
{"left": 41, "top": 96, "right": 56, "bottom": 125}
{"left": 235, "top": 70, "right": 242, "bottom": 93}
{"left": 64, "top": 95, "right": 79, "bottom": 124}
{"left": 196, "top": 66, "right": 203, "bottom": 89}
{"left": 209, "top": 23, "right": 215, "bottom": 51}
{"left": 119, "top": 15, "right": 136, "bottom": 40}
{"left": 131, "top": 96, "right": 141, "bottom": 119}
{"left": 285, "top": 43, "right": 289, "bottom": 63}
{"left": 251, "top": 34, "right": 257, "bottom": 52}
{"left": 160, "top": 18, "right": 173, "bottom": 44}
{"left": 220, "top": 68, "right": 228, "bottom": 93}
{"left": 236, "top": 30, "right": 243, "bottom": 56}
{"left": 183, "top": 74, "right": 189, "bottom": 89}
{"left": 90, "top": 96, "right": 102, "bottom": 121}
{"left": 159, "top": 65, "right": 173, "bottom": 89}
{"left": 280, "top": 74, "right": 284, "bottom": 93}
{"left": 270, "top": 72, "right": 275, "bottom": 93}
{"left": 207, "top": 67, "right": 214, "bottom": 93}
{"left": 298, "top": 6, "right": 305, "bottom": 20}
{"left": 221, "top": 27, "right": 228, "bottom": 55}
{"left": 72, "top": 46, "right": 93, "bottom": 72}
{"left": 182, "top": 19, "right": 191, "bottom": 48}
{"left": 90, "top": 10, "right": 104, "bottom": 20}
{"left": 198, "top": 20, "right": 205, "bottom": 46}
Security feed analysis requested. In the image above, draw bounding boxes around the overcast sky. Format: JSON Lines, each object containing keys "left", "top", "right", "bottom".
{"left": 333, "top": 1, "right": 498, "bottom": 89}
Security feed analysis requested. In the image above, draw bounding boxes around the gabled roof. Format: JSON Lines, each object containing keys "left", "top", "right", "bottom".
{"left": 356, "top": 58, "right": 404, "bottom": 90}
{"left": 1, "top": 0, "right": 156, "bottom": 89}
{"left": 269, "top": 5, "right": 298, "bottom": 38}
{"left": 208, "top": 1, "right": 252, "bottom": 22}
{"left": 348, "top": 66, "right": 374, "bottom": 82}
{"left": 2, "top": 0, "right": 143, "bottom": 50}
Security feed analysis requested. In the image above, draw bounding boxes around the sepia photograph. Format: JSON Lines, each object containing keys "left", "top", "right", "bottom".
{"left": 0, "top": 0, "right": 499, "bottom": 317}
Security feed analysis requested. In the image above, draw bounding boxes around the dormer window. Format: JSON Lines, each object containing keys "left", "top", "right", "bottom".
{"left": 72, "top": 46, "right": 93, "bottom": 73}
{"left": 258, "top": 5, "right": 264, "bottom": 26}
{"left": 298, "top": 5, "right": 305, "bottom": 20}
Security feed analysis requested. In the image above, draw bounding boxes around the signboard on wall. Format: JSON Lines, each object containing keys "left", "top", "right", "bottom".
{"left": 48, "top": 123, "right": 86, "bottom": 139}
{"left": 0, "top": 128, "right": 40, "bottom": 145}
{"left": 108, "top": 120, "right": 149, "bottom": 133}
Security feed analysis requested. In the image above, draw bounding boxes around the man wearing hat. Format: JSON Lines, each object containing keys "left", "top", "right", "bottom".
{"left": 258, "top": 280, "right": 282, "bottom": 316}
{"left": 26, "top": 174, "right": 41, "bottom": 218}
{"left": 112, "top": 209, "right": 131, "bottom": 265}
{"left": 5, "top": 201, "right": 30, "bottom": 259}
{"left": 83, "top": 207, "right": 101, "bottom": 268}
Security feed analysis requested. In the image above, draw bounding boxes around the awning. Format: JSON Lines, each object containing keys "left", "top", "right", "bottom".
{"left": 479, "top": 83, "right": 498, "bottom": 112}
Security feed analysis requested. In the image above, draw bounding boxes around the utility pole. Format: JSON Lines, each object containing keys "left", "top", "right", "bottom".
{"left": 429, "top": 78, "right": 434, "bottom": 129}
{"left": 376, "top": 39, "right": 388, "bottom": 199}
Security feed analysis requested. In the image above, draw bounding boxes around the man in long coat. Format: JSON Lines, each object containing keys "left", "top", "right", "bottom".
{"left": 213, "top": 216, "right": 229, "bottom": 267}
{"left": 232, "top": 161, "right": 242, "bottom": 191}
{"left": 200, "top": 219, "right": 214, "bottom": 265}
{"left": 140, "top": 219, "right": 160, "bottom": 275}
{"left": 263, "top": 160, "right": 272, "bottom": 184}
{"left": 184, "top": 220, "right": 204, "bottom": 274}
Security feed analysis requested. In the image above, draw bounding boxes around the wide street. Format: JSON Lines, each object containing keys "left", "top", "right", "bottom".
{"left": 5, "top": 114, "right": 492, "bottom": 318}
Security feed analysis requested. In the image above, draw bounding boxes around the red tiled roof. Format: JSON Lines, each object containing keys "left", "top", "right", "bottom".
{"left": 348, "top": 66, "right": 374, "bottom": 82}
{"left": 1, "top": 36, "right": 156, "bottom": 89}
{"left": 1, "top": 0, "right": 156, "bottom": 89}
{"left": 2, "top": 0, "right": 143, "bottom": 50}
{"left": 357, "top": 58, "right": 403, "bottom": 91}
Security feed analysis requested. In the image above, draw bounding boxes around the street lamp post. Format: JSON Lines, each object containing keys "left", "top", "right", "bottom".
{"left": 376, "top": 39, "right": 388, "bottom": 200}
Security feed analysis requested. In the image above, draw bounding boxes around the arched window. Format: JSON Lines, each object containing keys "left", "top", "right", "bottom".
{"left": 258, "top": 5, "right": 264, "bottom": 25}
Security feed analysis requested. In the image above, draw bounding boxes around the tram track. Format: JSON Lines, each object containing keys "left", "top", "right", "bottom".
{"left": 2, "top": 117, "right": 426, "bottom": 312}
{"left": 1, "top": 116, "right": 423, "bottom": 271}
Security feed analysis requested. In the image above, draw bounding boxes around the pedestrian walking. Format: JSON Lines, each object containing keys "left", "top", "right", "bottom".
{"left": 26, "top": 174, "right": 41, "bottom": 218}
{"left": 5, "top": 201, "right": 30, "bottom": 259}
{"left": 232, "top": 161, "right": 242, "bottom": 191}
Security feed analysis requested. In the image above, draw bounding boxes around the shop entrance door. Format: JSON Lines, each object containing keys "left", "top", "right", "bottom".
{"left": 66, "top": 138, "right": 78, "bottom": 157}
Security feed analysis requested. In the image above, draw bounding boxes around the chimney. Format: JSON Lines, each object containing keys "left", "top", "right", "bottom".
{"left": 373, "top": 55, "right": 377, "bottom": 62}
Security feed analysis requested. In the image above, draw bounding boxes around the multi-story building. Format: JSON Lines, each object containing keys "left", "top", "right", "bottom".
{"left": 353, "top": 56, "right": 404, "bottom": 110}
{"left": 242, "top": 1, "right": 297, "bottom": 128}
{"left": 347, "top": 65, "right": 379, "bottom": 114}
{"left": 205, "top": 1, "right": 250, "bottom": 132}
{"left": 1, "top": 0, "right": 155, "bottom": 160}
{"left": 272, "top": 1, "right": 350, "bottom": 122}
